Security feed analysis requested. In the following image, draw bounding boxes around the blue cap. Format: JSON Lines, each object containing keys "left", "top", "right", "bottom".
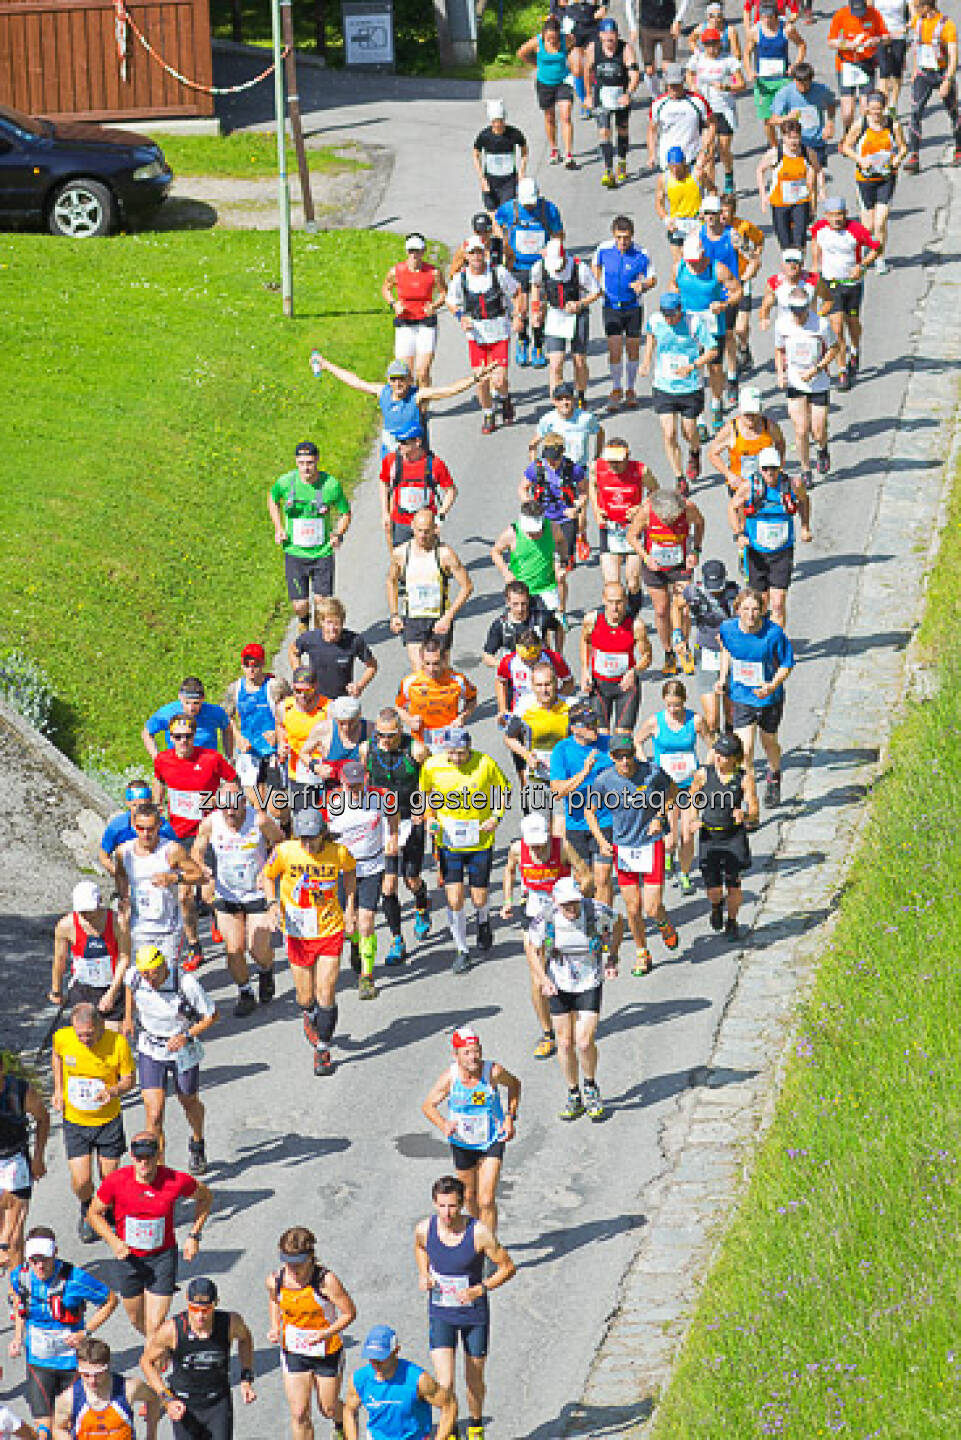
{"left": 598, "top": 16, "right": 617, "bottom": 30}
{"left": 660, "top": 291, "right": 683, "bottom": 313}
{"left": 125, "top": 782, "right": 152, "bottom": 801}
{"left": 362, "top": 1325, "right": 398, "bottom": 1360}
{"left": 397, "top": 423, "right": 423, "bottom": 443}
{"left": 666, "top": 145, "right": 685, "bottom": 164}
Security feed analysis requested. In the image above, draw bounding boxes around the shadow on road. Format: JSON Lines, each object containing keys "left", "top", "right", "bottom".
{"left": 526, "top": 1397, "right": 656, "bottom": 1437}
{"left": 609, "top": 1063, "right": 759, "bottom": 1115}
{"left": 512, "top": 1210, "right": 645, "bottom": 1270}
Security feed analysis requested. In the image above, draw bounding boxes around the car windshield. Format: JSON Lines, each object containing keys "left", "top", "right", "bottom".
{"left": 0, "top": 105, "right": 48, "bottom": 139}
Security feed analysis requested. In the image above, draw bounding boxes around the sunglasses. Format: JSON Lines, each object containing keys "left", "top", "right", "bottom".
{"left": 134, "top": 824, "right": 159, "bottom": 834}
{"left": 242, "top": 658, "right": 261, "bottom": 667}
{"left": 376, "top": 731, "right": 400, "bottom": 741}
{"left": 171, "top": 732, "right": 194, "bottom": 741}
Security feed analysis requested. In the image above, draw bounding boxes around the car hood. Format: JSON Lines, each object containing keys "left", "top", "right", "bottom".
{"left": 46, "top": 120, "right": 158, "bottom": 151}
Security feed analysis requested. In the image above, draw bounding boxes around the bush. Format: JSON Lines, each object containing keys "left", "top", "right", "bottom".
{"left": 0, "top": 648, "right": 56, "bottom": 737}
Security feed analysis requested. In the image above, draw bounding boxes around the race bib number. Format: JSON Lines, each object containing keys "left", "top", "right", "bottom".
{"left": 599, "top": 85, "right": 623, "bottom": 110}
{"left": 661, "top": 751, "right": 696, "bottom": 782}
{"left": 594, "top": 649, "right": 629, "bottom": 679}
{"left": 796, "top": 104, "right": 820, "bottom": 132}
{"left": 431, "top": 1271, "right": 471, "bottom": 1308}
{"left": 134, "top": 882, "right": 165, "bottom": 921}
{"left": 755, "top": 519, "right": 790, "bottom": 549}
{"left": 660, "top": 351, "right": 691, "bottom": 381}
{"left": 687, "top": 307, "right": 716, "bottom": 337}
{"left": 701, "top": 646, "right": 722, "bottom": 673}
{"left": 285, "top": 903, "right": 320, "bottom": 939}
{"left": 673, "top": 216, "right": 699, "bottom": 236}
{"left": 235, "top": 752, "right": 260, "bottom": 787}
{"left": 561, "top": 14, "right": 574, "bottom": 30}
{"left": 544, "top": 307, "right": 577, "bottom": 342}
{"left": 290, "top": 516, "right": 326, "bottom": 548}
{"left": 731, "top": 657, "right": 765, "bottom": 687}
{"left": 442, "top": 818, "right": 480, "bottom": 849}
{"left": 918, "top": 42, "right": 939, "bottom": 70}
{"left": 220, "top": 854, "right": 261, "bottom": 893}
{"left": 531, "top": 748, "right": 552, "bottom": 776}
{"left": 864, "top": 148, "right": 891, "bottom": 173}
{"left": 841, "top": 61, "right": 869, "bottom": 88}
{"left": 758, "top": 56, "right": 785, "bottom": 77}
{"left": 407, "top": 581, "right": 443, "bottom": 617}
{"left": 125, "top": 1215, "right": 165, "bottom": 1251}
{"left": 455, "top": 1111, "right": 492, "bottom": 1148}
{"left": 73, "top": 953, "right": 112, "bottom": 988}
{"left": 617, "top": 842, "right": 655, "bottom": 874}
{"left": 791, "top": 336, "right": 820, "bottom": 369}
{"left": 649, "top": 541, "right": 684, "bottom": 568}
{"left": 781, "top": 179, "right": 809, "bottom": 204}
{"left": 285, "top": 1324, "right": 331, "bottom": 1357}
{"left": 605, "top": 522, "right": 632, "bottom": 555}
{"left": 514, "top": 227, "right": 545, "bottom": 257}
{"left": 168, "top": 789, "right": 203, "bottom": 823}
{"left": 176, "top": 1038, "right": 204, "bottom": 1075}
{"left": 67, "top": 1076, "right": 108, "bottom": 1112}
{"left": 28, "top": 1325, "right": 75, "bottom": 1361}
{"left": 0, "top": 1151, "right": 29, "bottom": 1192}
{"left": 398, "top": 484, "right": 431, "bottom": 513}
{"left": 484, "top": 150, "right": 515, "bottom": 177}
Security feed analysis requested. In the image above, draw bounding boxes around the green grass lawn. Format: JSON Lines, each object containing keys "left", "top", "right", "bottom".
{"left": 0, "top": 228, "right": 401, "bottom": 773}
{"left": 158, "top": 132, "right": 368, "bottom": 178}
{"left": 650, "top": 467, "right": 961, "bottom": 1434}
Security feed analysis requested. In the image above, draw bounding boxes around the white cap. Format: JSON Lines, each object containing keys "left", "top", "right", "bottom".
{"left": 782, "top": 248, "right": 804, "bottom": 264}
{"left": 464, "top": 235, "right": 485, "bottom": 253}
{"left": 405, "top": 232, "right": 426, "bottom": 252}
{"left": 486, "top": 98, "right": 506, "bottom": 120}
{"left": 329, "top": 695, "right": 362, "bottom": 721}
{"left": 543, "top": 238, "right": 566, "bottom": 276}
{"left": 739, "top": 386, "right": 763, "bottom": 415}
{"left": 519, "top": 513, "right": 544, "bottom": 535}
{"left": 700, "top": 194, "right": 721, "bottom": 213}
{"left": 553, "top": 876, "right": 583, "bottom": 906}
{"left": 25, "top": 1235, "right": 57, "bottom": 1260}
{"left": 759, "top": 446, "right": 781, "bottom": 469}
{"left": 72, "top": 880, "right": 102, "bottom": 913}
{"left": 682, "top": 232, "right": 704, "bottom": 261}
{"left": 518, "top": 177, "right": 538, "bottom": 205}
{"left": 521, "top": 813, "right": 550, "bottom": 844}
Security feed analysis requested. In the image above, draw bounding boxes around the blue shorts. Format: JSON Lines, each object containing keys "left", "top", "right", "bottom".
{"left": 137, "top": 1050, "right": 200, "bottom": 1097}
{"left": 437, "top": 846, "right": 494, "bottom": 888}
{"left": 428, "top": 1314, "right": 489, "bottom": 1356}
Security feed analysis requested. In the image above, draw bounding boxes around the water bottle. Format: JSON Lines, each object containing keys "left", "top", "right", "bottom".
{"left": 309, "top": 350, "right": 323, "bottom": 379}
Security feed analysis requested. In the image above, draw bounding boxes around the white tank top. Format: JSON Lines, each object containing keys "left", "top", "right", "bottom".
{"left": 404, "top": 543, "right": 445, "bottom": 619}
{"left": 548, "top": 906, "right": 603, "bottom": 994}
{"left": 121, "top": 840, "right": 183, "bottom": 939}
{"left": 210, "top": 807, "right": 268, "bottom": 905}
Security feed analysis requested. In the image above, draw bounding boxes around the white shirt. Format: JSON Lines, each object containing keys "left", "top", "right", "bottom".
{"left": 447, "top": 265, "right": 519, "bottom": 344}
{"left": 535, "top": 407, "right": 600, "bottom": 466}
{"left": 651, "top": 90, "right": 710, "bottom": 169}
{"left": 875, "top": 0, "right": 908, "bottom": 38}
{"left": 125, "top": 963, "right": 214, "bottom": 1050}
{"left": 327, "top": 791, "right": 388, "bottom": 878}
{"left": 688, "top": 53, "right": 741, "bottom": 126}
{"left": 775, "top": 312, "right": 833, "bottom": 393}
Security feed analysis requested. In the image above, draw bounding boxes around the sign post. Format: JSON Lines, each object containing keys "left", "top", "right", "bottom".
{"left": 342, "top": 0, "right": 395, "bottom": 69}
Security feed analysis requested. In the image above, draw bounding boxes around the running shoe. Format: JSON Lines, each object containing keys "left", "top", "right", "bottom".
{"left": 314, "top": 1048, "right": 334, "bottom": 1077}
{"left": 413, "top": 908, "right": 431, "bottom": 939}
{"left": 954, "top": 147, "right": 961, "bottom": 167}
{"left": 764, "top": 770, "right": 782, "bottom": 806}
{"left": 187, "top": 1138, "right": 207, "bottom": 1177}
{"left": 467, "top": 1425, "right": 486, "bottom": 1440}
{"left": 477, "top": 919, "right": 493, "bottom": 951}
{"left": 452, "top": 949, "right": 472, "bottom": 975}
{"left": 662, "top": 651, "right": 678, "bottom": 677}
{"left": 182, "top": 942, "right": 204, "bottom": 974}
{"left": 234, "top": 989, "right": 256, "bottom": 1019}
{"left": 709, "top": 903, "right": 724, "bottom": 932}
{"left": 258, "top": 967, "right": 275, "bottom": 1005}
{"left": 837, "top": 368, "right": 851, "bottom": 392}
{"left": 515, "top": 337, "right": 530, "bottom": 367}
{"left": 501, "top": 395, "right": 516, "bottom": 425}
{"left": 549, "top": 147, "right": 561, "bottom": 164}
{"left": 358, "top": 975, "right": 378, "bottom": 1001}
{"left": 724, "top": 916, "right": 740, "bottom": 942}
{"left": 564, "top": 153, "right": 578, "bottom": 170}
{"left": 583, "top": 1081, "right": 605, "bottom": 1122}
{"left": 601, "top": 169, "right": 616, "bottom": 189}
{"left": 78, "top": 1212, "right": 96, "bottom": 1244}
{"left": 481, "top": 411, "right": 495, "bottom": 435}
{"left": 725, "top": 380, "right": 738, "bottom": 408}
{"left": 576, "top": 535, "right": 591, "bottom": 564}
{"left": 531, "top": 347, "right": 548, "bottom": 369}
{"left": 385, "top": 936, "right": 407, "bottom": 967}
{"left": 849, "top": 350, "right": 860, "bottom": 379}
{"left": 658, "top": 918, "right": 679, "bottom": 950}
{"left": 800, "top": 467, "right": 813, "bottom": 489}
{"left": 210, "top": 924, "right": 223, "bottom": 945}
{"left": 631, "top": 948, "right": 653, "bottom": 976}
{"left": 607, "top": 388, "right": 623, "bottom": 411}
{"left": 623, "top": 389, "right": 639, "bottom": 410}
{"left": 737, "top": 343, "right": 753, "bottom": 375}
{"left": 615, "top": 159, "right": 628, "bottom": 184}
{"left": 904, "top": 151, "right": 919, "bottom": 173}
{"left": 534, "top": 1032, "right": 557, "bottom": 1059}
{"left": 678, "top": 870, "right": 693, "bottom": 894}
{"left": 303, "top": 1012, "right": 320, "bottom": 1047}
{"left": 559, "top": 1090, "right": 585, "bottom": 1121}
{"left": 816, "top": 447, "right": 830, "bottom": 476}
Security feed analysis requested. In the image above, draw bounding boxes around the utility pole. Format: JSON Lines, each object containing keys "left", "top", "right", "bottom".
{"left": 281, "top": 0, "right": 317, "bottom": 232}
{"left": 271, "top": 0, "right": 293, "bottom": 316}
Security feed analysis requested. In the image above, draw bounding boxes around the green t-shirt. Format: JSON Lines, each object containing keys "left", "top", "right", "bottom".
{"left": 271, "top": 468, "right": 350, "bottom": 558}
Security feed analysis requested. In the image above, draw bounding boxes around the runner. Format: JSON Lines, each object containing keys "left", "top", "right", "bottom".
{"left": 490, "top": 502, "right": 565, "bottom": 627}
{"left": 708, "top": 384, "right": 787, "bottom": 494}
{"left": 717, "top": 587, "right": 796, "bottom": 806}
{"left": 9, "top": 1228, "right": 116, "bottom": 1437}
{"left": 744, "top": 0, "right": 805, "bottom": 145}
{"left": 636, "top": 680, "right": 710, "bottom": 893}
{"left": 326, "top": 761, "right": 396, "bottom": 1001}
{"left": 98, "top": 783, "right": 175, "bottom": 879}
{"left": 395, "top": 637, "right": 478, "bottom": 751}
{"left": 141, "top": 678, "right": 231, "bottom": 761}
{"left": 472, "top": 99, "right": 528, "bottom": 213}
{"left": 445, "top": 238, "right": 521, "bottom": 435}
{"left": 379, "top": 426, "right": 457, "bottom": 549}
{"left": 420, "top": 729, "right": 509, "bottom": 973}
{"left": 225, "top": 644, "right": 289, "bottom": 794}
{"left": 152, "top": 715, "right": 236, "bottom": 971}
{"left": 730, "top": 447, "right": 811, "bottom": 626}
{"left": 140, "top": 1276, "right": 256, "bottom": 1440}
{"left": 628, "top": 486, "right": 704, "bottom": 674}
{"left": 683, "top": 559, "right": 740, "bottom": 732}
{"left": 520, "top": 431, "right": 588, "bottom": 584}
{"left": 687, "top": 25, "right": 746, "bottom": 193}
{"left": 529, "top": 239, "right": 600, "bottom": 405}
{"left": 482, "top": 580, "right": 564, "bottom": 668}
{"left": 757, "top": 248, "right": 820, "bottom": 330}
{"left": 343, "top": 1326, "right": 457, "bottom": 1440}
{"left": 648, "top": 64, "right": 715, "bottom": 173}
{"left": 277, "top": 666, "right": 329, "bottom": 807}
{"left": 113, "top": 802, "right": 202, "bottom": 974}
{"left": 51, "top": 1337, "right": 159, "bottom": 1440}
{"left": 493, "top": 176, "right": 565, "bottom": 369}
{"left": 311, "top": 353, "right": 489, "bottom": 457}
{"left": 495, "top": 631, "right": 573, "bottom": 752}
{"left": 641, "top": 294, "right": 716, "bottom": 489}
{"left": 549, "top": 699, "right": 621, "bottom": 942}
{"left": 591, "top": 215, "right": 656, "bottom": 411}
{"left": 362, "top": 708, "right": 431, "bottom": 964}
{"left": 655, "top": 147, "right": 707, "bottom": 267}
{"left": 268, "top": 441, "right": 352, "bottom": 627}
{"left": 827, "top": 0, "right": 887, "bottom": 132}
{"left": 299, "top": 695, "right": 367, "bottom": 789}
{"left": 840, "top": 90, "right": 907, "bottom": 272}
{"left": 633, "top": 0, "right": 686, "bottom": 99}
{"left": 770, "top": 60, "right": 838, "bottom": 182}
{"left": 118, "top": 944, "right": 217, "bottom": 1173}
{"left": 691, "top": 731, "right": 758, "bottom": 938}
{"left": 581, "top": 581, "right": 653, "bottom": 733}
{"left": 381, "top": 235, "right": 446, "bottom": 389}
{"left": 774, "top": 287, "right": 841, "bottom": 483}
{"left": 875, "top": 0, "right": 910, "bottom": 116}
{"left": 584, "top": 732, "right": 680, "bottom": 973}
{"left": 757, "top": 117, "right": 817, "bottom": 253}
{"left": 87, "top": 1131, "right": 212, "bottom": 1337}
{"left": 501, "top": 812, "right": 570, "bottom": 1059}
{"left": 590, "top": 436, "right": 656, "bottom": 609}
{"left": 516, "top": 16, "right": 576, "bottom": 168}
{"left": 529, "top": 876, "right": 615, "bottom": 1120}
{"left": 559, "top": 0, "right": 607, "bottom": 117}
{"left": 267, "top": 1227, "right": 356, "bottom": 1440}
{"left": 191, "top": 781, "right": 283, "bottom": 1016}
{"left": 709, "top": 192, "right": 764, "bottom": 391}
{"left": 503, "top": 661, "right": 572, "bottom": 797}
{"left": 421, "top": 1028, "right": 520, "bottom": 1233}
{"left": 262, "top": 809, "right": 357, "bottom": 1077}
{"left": 50, "top": 883, "right": 126, "bottom": 1032}
{"left": 51, "top": 1004, "right": 135, "bottom": 1243}
{"left": 287, "top": 599, "right": 377, "bottom": 706}
{"left": 904, "top": 0, "right": 961, "bottom": 173}
{"left": 691, "top": 1, "right": 742, "bottom": 62}
{"left": 533, "top": 380, "right": 605, "bottom": 468}
{"left": 590, "top": 19, "right": 641, "bottom": 187}
{"left": 674, "top": 230, "right": 742, "bottom": 438}
{"left": 413, "top": 1174, "right": 516, "bottom": 1440}
{"left": 0, "top": 1054, "right": 49, "bottom": 1279}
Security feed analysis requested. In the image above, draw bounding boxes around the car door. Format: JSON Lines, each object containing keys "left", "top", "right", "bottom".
{"left": 0, "top": 117, "right": 45, "bottom": 219}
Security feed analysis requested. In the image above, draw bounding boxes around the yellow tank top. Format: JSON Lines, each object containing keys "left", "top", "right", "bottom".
{"left": 667, "top": 172, "right": 702, "bottom": 219}
{"left": 275, "top": 1265, "right": 342, "bottom": 1357}
{"left": 282, "top": 696, "right": 328, "bottom": 779}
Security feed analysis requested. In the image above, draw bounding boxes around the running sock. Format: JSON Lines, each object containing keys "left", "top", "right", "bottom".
{"left": 573, "top": 73, "right": 586, "bottom": 103}
{"left": 315, "top": 1005, "right": 337, "bottom": 1045}
{"left": 577, "top": 390, "right": 586, "bottom": 408}
{"left": 475, "top": 901, "right": 489, "bottom": 924}
{"left": 726, "top": 368, "right": 737, "bottom": 385}
{"left": 625, "top": 360, "right": 638, "bottom": 391}
{"left": 609, "top": 357, "right": 623, "bottom": 389}
{"left": 450, "top": 907, "right": 468, "bottom": 951}
{"left": 616, "top": 130, "right": 629, "bottom": 159}
{"left": 346, "top": 929, "right": 360, "bottom": 946}
{"left": 359, "top": 934, "right": 377, "bottom": 977}
{"left": 600, "top": 139, "right": 614, "bottom": 171}
{"left": 532, "top": 325, "right": 545, "bottom": 348}
{"left": 414, "top": 886, "right": 430, "bottom": 914}
{"left": 518, "top": 320, "right": 529, "bottom": 343}
{"left": 238, "top": 982, "right": 254, "bottom": 996}
{"left": 382, "top": 891, "right": 402, "bottom": 937}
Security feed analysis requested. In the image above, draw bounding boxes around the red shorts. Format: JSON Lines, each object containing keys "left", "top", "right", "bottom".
{"left": 614, "top": 839, "right": 666, "bottom": 889}
{"left": 468, "top": 337, "right": 509, "bottom": 370}
{"left": 286, "top": 932, "right": 344, "bottom": 968}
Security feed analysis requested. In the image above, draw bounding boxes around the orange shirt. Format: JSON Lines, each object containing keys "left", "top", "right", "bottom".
{"left": 913, "top": 12, "right": 956, "bottom": 71}
{"left": 769, "top": 152, "right": 810, "bottom": 207}
{"left": 827, "top": 5, "right": 887, "bottom": 70}
{"left": 396, "top": 669, "right": 477, "bottom": 744}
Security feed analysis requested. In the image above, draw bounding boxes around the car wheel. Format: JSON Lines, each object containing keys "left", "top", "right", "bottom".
{"left": 48, "top": 178, "right": 114, "bottom": 238}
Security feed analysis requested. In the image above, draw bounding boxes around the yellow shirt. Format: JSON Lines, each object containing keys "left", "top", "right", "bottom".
{"left": 516, "top": 696, "right": 570, "bottom": 756}
{"left": 420, "top": 751, "right": 509, "bottom": 852}
{"left": 263, "top": 839, "right": 355, "bottom": 939}
{"left": 53, "top": 1027, "right": 134, "bottom": 1127}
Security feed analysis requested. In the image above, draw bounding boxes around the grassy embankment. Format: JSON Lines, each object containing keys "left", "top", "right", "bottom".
{"left": 158, "top": 132, "right": 368, "bottom": 177}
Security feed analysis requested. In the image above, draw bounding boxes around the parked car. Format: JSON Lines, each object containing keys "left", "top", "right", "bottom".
{"left": 0, "top": 105, "right": 172, "bottom": 237}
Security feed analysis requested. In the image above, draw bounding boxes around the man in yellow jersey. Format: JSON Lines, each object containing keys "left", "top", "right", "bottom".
{"left": 420, "top": 730, "right": 509, "bottom": 974}
{"left": 503, "top": 661, "right": 571, "bottom": 804}
{"left": 276, "top": 666, "right": 329, "bottom": 806}
{"left": 396, "top": 637, "right": 478, "bottom": 752}
{"left": 52, "top": 1004, "right": 136, "bottom": 1245}
{"left": 263, "top": 809, "right": 357, "bottom": 1077}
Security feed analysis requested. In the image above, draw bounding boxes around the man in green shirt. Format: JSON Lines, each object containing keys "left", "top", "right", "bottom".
{"left": 268, "top": 441, "right": 352, "bottom": 628}
{"left": 490, "top": 501, "right": 566, "bottom": 634}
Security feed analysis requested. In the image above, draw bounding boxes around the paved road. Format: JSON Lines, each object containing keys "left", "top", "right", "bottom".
{"left": 7, "top": 25, "right": 956, "bottom": 1439}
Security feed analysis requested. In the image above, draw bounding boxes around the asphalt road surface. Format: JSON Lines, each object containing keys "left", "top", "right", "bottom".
{"left": 7, "top": 21, "right": 956, "bottom": 1439}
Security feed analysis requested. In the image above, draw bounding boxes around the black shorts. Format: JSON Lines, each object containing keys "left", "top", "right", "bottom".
{"left": 771, "top": 202, "right": 811, "bottom": 252}
{"left": 284, "top": 552, "right": 334, "bottom": 603}
{"left": 403, "top": 616, "right": 452, "bottom": 651}
{"left": 826, "top": 279, "right": 864, "bottom": 316}
{"left": 63, "top": 1113, "right": 127, "bottom": 1162}
{"left": 602, "top": 304, "right": 643, "bottom": 338}
{"left": 651, "top": 386, "right": 704, "bottom": 419}
{"left": 746, "top": 545, "right": 794, "bottom": 592}
{"left": 731, "top": 692, "right": 785, "bottom": 734}
{"left": 641, "top": 561, "right": 690, "bottom": 591}
{"left": 437, "top": 846, "right": 494, "bottom": 888}
{"left": 713, "top": 113, "right": 734, "bottom": 138}
{"left": 565, "top": 825, "right": 613, "bottom": 867}
{"left": 384, "top": 821, "right": 426, "bottom": 881}
{"left": 354, "top": 870, "right": 384, "bottom": 913}
{"left": 786, "top": 385, "right": 830, "bottom": 405}
{"left": 115, "top": 1245, "right": 178, "bottom": 1298}
{"left": 450, "top": 1140, "right": 506, "bottom": 1170}
{"left": 26, "top": 1363, "right": 76, "bottom": 1419}
{"left": 536, "top": 79, "right": 574, "bottom": 111}
{"left": 66, "top": 979, "right": 124, "bottom": 1024}
{"left": 549, "top": 983, "right": 602, "bottom": 1015}
{"left": 543, "top": 310, "right": 590, "bottom": 356}
{"left": 216, "top": 896, "right": 267, "bottom": 917}
{"left": 857, "top": 174, "right": 896, "bottom": 207}
{"left": 172, "top": 1395, "right": 234, "bottom": 1440}
{"left": 878, "top": 38, "right": 906, "bottom": 79}
{"left": 591, "top": 676, "right": 640, "bottom": 732}
{"left": 482, "top": 174, "right": 518, "bottom": 212}
{"left": 700, "top": 842, "right": 750, "bottom": 889}
{"left": 281, "top": 1347, "right": 344, "bottom": 1377}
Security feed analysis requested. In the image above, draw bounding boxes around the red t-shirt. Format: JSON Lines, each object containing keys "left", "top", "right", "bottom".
{"left": 96, "top": 1164, "right": 197, "bottom": 1255}
{"left": 154, "top": 746, "right": 236, "bottom": 838}
{"left": 595, "top": 460, "right": 649, "bottom": 525}
{"left": 379, "top": 451, "right": 454, "bottom": 525}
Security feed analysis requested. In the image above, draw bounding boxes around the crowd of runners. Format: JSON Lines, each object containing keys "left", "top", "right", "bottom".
{"left": 1, "top": 0, "right": 958, "bottom": 1434}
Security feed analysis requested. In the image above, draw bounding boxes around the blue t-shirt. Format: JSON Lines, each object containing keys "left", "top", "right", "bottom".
{"left": 550, "top": 734, "right": 612, "bottom": 831}
{"left": 720, "top": 616, "right": 795, "bottom": 708}
{"left": 100, "top": 811, "right": 176, "bottom": 856}
{"left": 11, "top": 1260, "right": 111, "bottom": 1370}
{"left": 771, "top": 81, "right": 835, "bottom": 144}
{"left": 646, "top": 312, "right": 713, "bottom": 395}
{"left": 354, "top": 1357, "right": 432, "bottom": 1439}
{"left": 494, "top": 197, "right": 563, "bottom": 271}
{"left": 146, "top": 700, "right": 230, "bottom": 752}
{"left": 591, "top": 240, "right": 654, "bottom": 308}
{"left": 593, "top": 760, "right": 673, "bottom": 846}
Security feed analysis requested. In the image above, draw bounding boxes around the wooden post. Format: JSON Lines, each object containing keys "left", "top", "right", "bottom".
{"left": 314, "top": 0, "right": 326, "bottom": 55}
{"left": 280, "top": 0, "right": 317, "bottom": 231}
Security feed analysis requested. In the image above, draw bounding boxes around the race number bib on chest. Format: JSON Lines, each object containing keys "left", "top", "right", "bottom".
{"left": 431, "top": 1271, "right": 471, "bottom": 1307}
{"left": 168, "top": 789, "right": 204, "bottom": 822}
{"left": 0, "top": 1151, "right": 30, "bottom": 1192}
{"left": 125, "top": 1214, "right": 165, "bottom": 1251}
{"left": 790, "top": 336, "right": 820, "bottom": 368}
{"left": 781, "top": 178, "right": 809, "bottom": 204}
{"left": 284, "top": 1325, "right": 331, "bottom": 1357}
{"left": 544, "top": 308, "right": 577, "bottom": 342}
{"left": 285, "top": 904, "right": 320, "bottom": 939}
{"left": 701, "top": 646, "right": 722, "bottom": 673}
{"left": 398, "top": 484, "right": 431, "bottom": 513}
{"left": 134, "top": 882, "right": 165, "bottom": 921}
{"left": 220, "top": 852, "right": 261, "bottom": 892}
{"left": 74, "top": 953, "right": 112, "bottom": 987}
{"left": 594, "top": 649, "right": 629, "bottom": 679}
{"left": 649, "top": 540, "right": 684, "bottom": 568}
{"left": 408, "top": 580, "right": 443, "bottom": 616}
{"left": 67, "top": 1076, "right": 108, "bottom": 1112}
{"left": 455, "top": 1111, "right": 492, "bottom": 1147}
{"left": 484, "top": 150, "right": 515, "bottom": 176}
{"left": 731, "top": 657, "right": 765, "bottom": 686}
{"left": 617, "top": 842, "right": 655, "bottom": 874}
{"left": 442, "top": 818, "right": 480, "bottom": 849}
{"left": 755, "top": 519, "right": 790, "bottom": 549}
{"left": 514, "top": 227, "right": 545, "bottom": 257}
{"left": 841, "top": 61, "right": 869, "bottom": 88}
{"left": 758, "top": 56, "right": 785, "bottom": 77}
{"left": 599, "top": 85, "right": 623, "bottom": 110}
{"left": 290, "top": 516, "right": 326, "bottom": 548}
{"left": 28, "top": 1324, "right": 75, "bottom": 1361}
{"left": 661, "top": 751, "right": 696, "bottom": 782}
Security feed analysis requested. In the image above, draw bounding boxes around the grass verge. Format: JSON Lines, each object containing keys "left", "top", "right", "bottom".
{"left": 0, "top": 227, "right": 401, "bottom": 769}
{"left": 158, "top": 132, "right": 368, "bottom": 178}
{"left": 649, "top": 457, "right": 961, "bottom": 1436}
